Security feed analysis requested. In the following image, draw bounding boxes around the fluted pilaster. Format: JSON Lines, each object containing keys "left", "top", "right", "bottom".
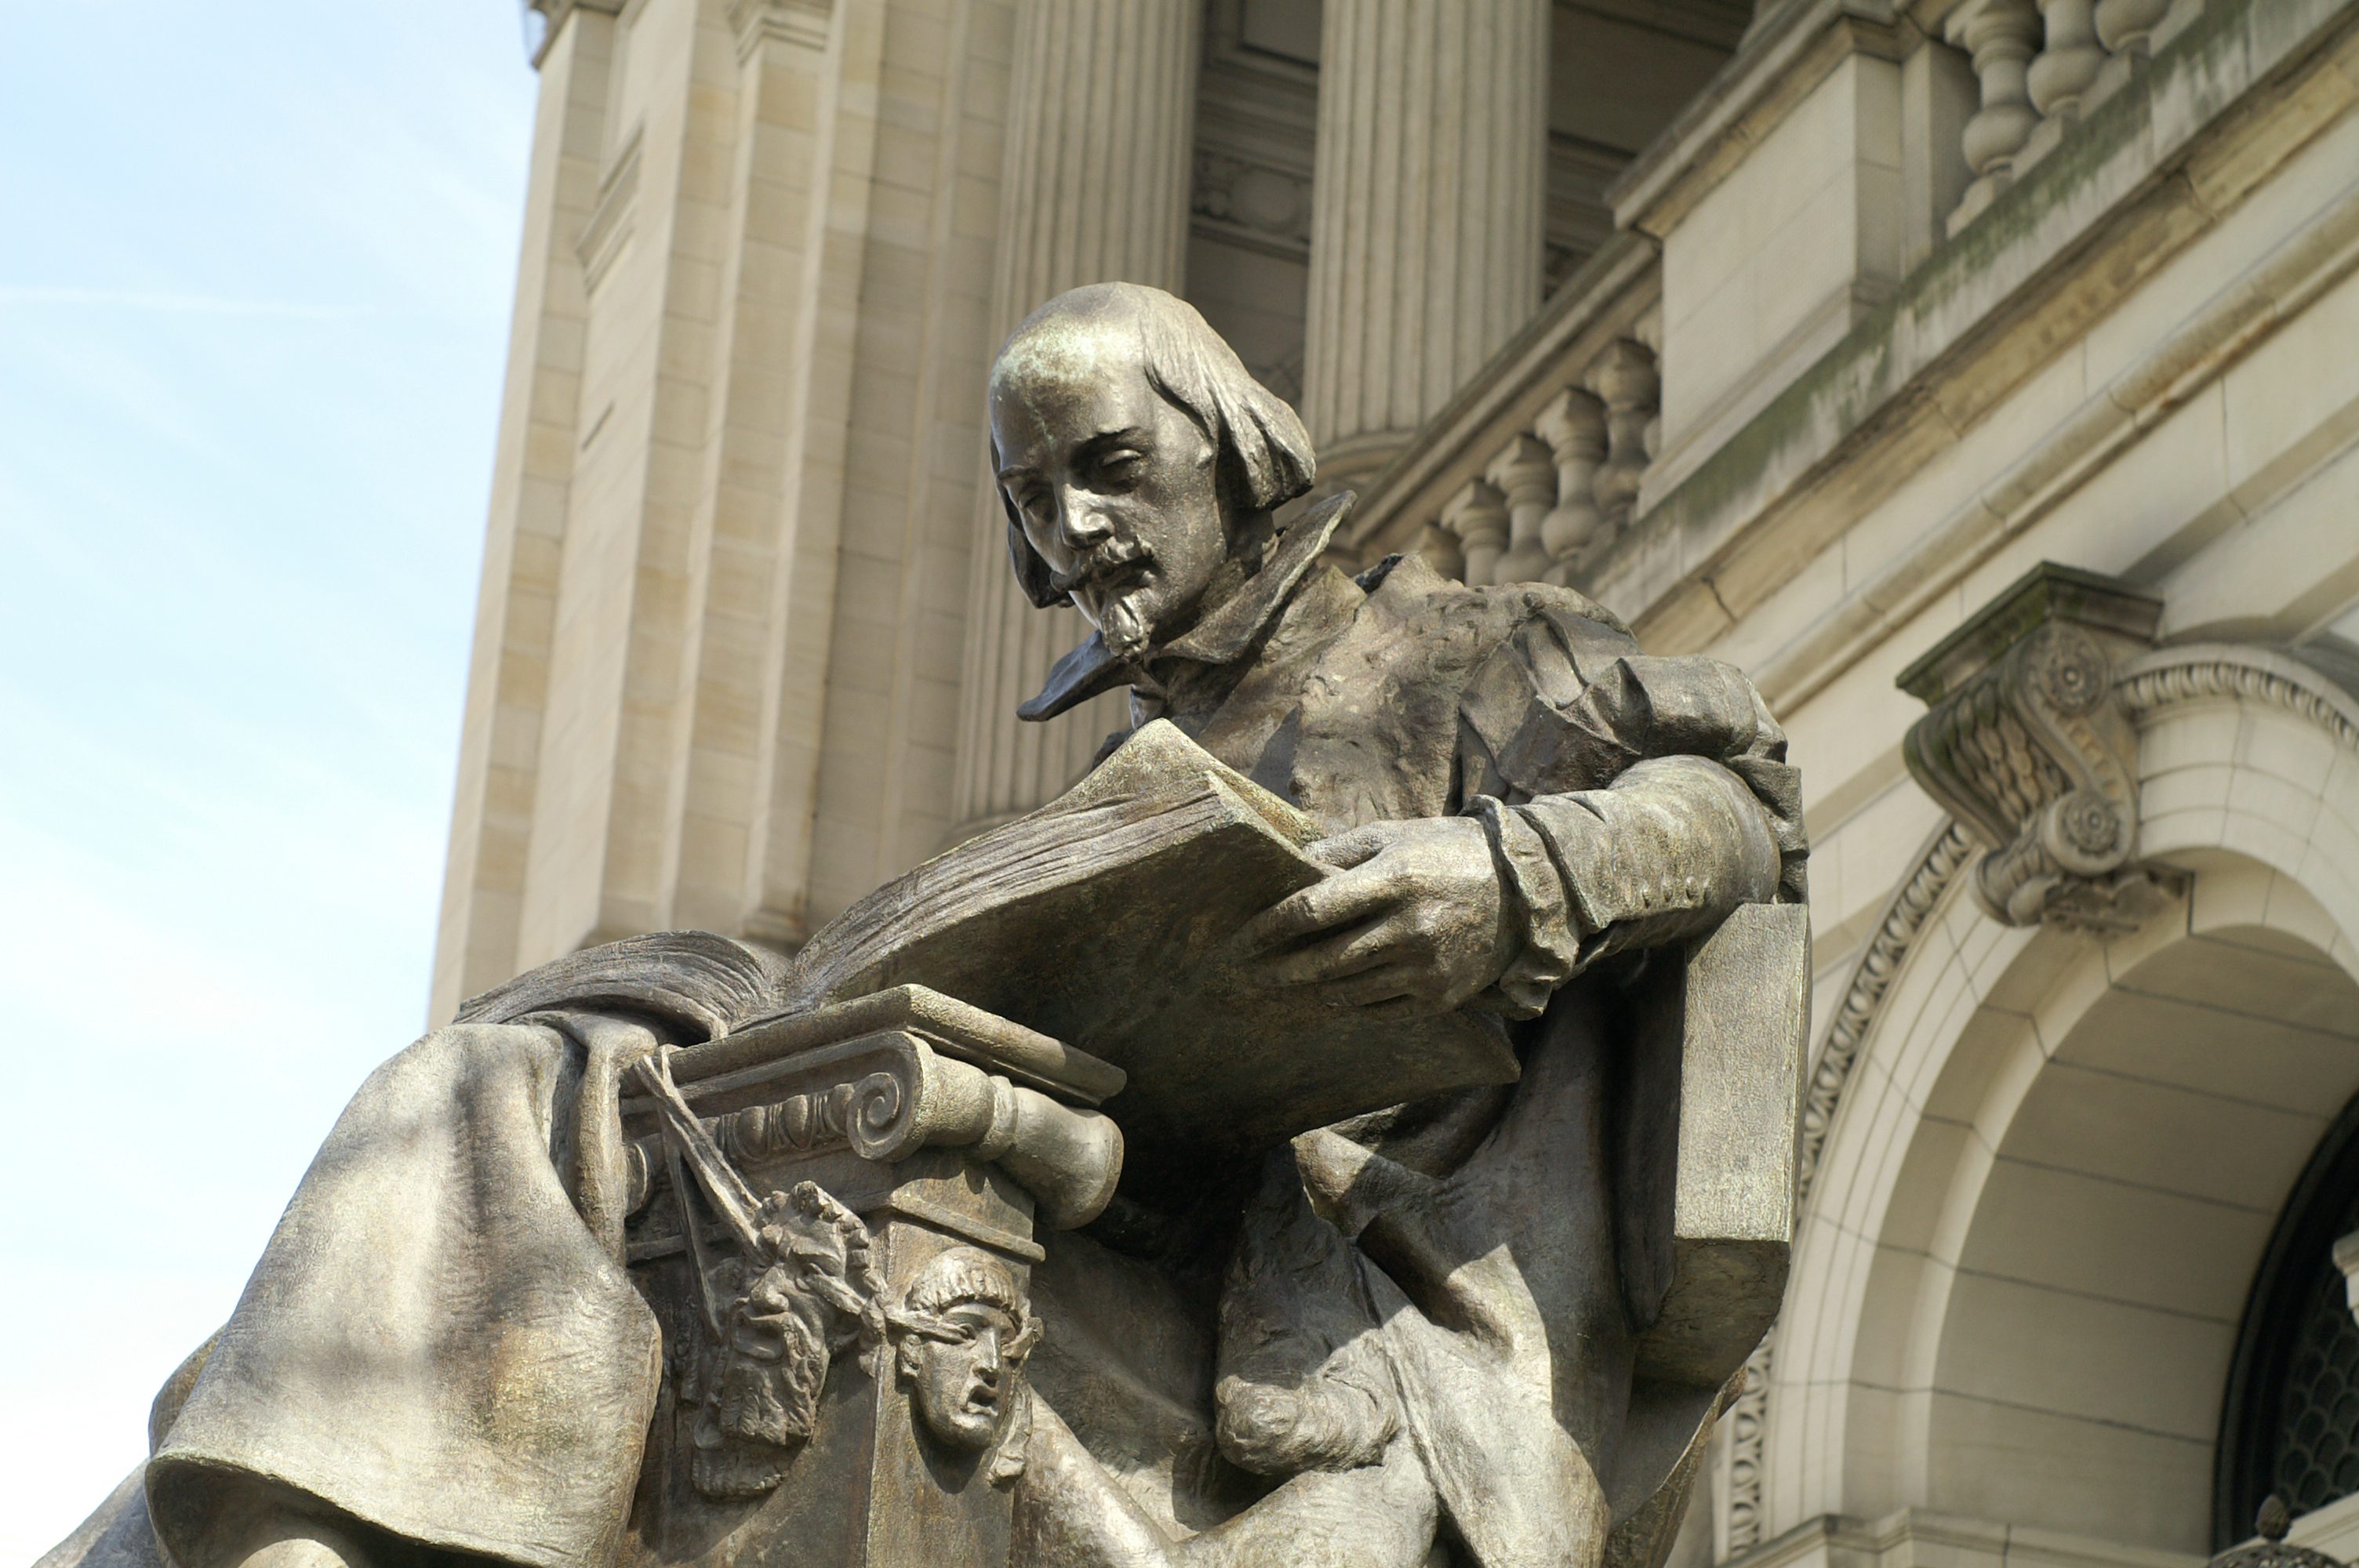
{"left": 1299, "top": 0, "right": 1549, "bottom": 489}
{"left": 948, "top": 0, "right": 1202, "bottom": 836}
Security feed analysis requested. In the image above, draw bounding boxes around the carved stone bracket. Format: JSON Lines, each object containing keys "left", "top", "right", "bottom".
{"left": 1898, "top": 562, "right": 2172, "bottom": 933}
{"left": 623, "top": 1025, "right": 1125, "bottom": 1236}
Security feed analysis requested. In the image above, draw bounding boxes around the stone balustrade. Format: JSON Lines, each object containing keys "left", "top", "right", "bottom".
{"left": 1940, "top": 0, "right": 2206, "bottom": 234}
{"left": 1432, "top": 338, "right": 1660, "bottom": 589}
{"left": 1336, "top": 0, "right": 2263, "bottom": 624}
{"left": 1338, "top": 231, "right": 1662, "bottom": 592}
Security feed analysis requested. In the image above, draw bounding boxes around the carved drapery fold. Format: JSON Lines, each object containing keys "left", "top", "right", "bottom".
{"left": 1898, "top": 563, "right": 2170, "bottom": 933}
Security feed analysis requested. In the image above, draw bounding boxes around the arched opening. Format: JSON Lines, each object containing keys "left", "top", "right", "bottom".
{"left": 1846, "top": 862, "right": 2359, "bottom": 1554}
{"left": 1763, "top": 651, "right": 2359, "bottom": 1557}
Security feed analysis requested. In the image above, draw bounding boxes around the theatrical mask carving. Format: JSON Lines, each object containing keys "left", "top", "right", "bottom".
{"left": 688, "top": 1182, "right": 885, "bottom": 1500}
{"left": 887, "top": 1247, "right": 1041, "bottom": 1466}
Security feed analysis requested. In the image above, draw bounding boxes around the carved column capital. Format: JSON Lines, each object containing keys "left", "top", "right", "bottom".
{"left": 1898, "top": 562, "right": 2172, "bottom": 932}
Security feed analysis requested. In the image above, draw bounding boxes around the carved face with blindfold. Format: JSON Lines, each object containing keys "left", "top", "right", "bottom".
{"left": 890, "top": 1247, "right": 1041, "bottom": 1455}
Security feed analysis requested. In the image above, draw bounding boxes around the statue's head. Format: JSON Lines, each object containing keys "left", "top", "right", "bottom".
{"left": 892, "top": 1247, "right": 1040, "bottom": 1451}
{"left": 988, "top": 282, "right": 1314, "bottom": 662}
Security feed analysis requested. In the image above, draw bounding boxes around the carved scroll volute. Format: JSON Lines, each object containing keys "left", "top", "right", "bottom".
{"left": 1899, "top": 563, "right": 2170, "bottom": 932}
{"left": 842, "top": 1039, "right": 1125, "bottom": 1231}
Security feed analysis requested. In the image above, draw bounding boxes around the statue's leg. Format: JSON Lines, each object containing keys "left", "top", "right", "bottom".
{"left": 1213, "top": 1151, "right": 1399, "bottom": 1475}
{"left": 1172, "top": 1437, "right": 1438, "bottom": 1568}
{"left": 1016, "top": 1396, "right": 1438, "bottom": 1568}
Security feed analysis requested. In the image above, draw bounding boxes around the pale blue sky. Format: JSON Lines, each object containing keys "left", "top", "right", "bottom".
{"left": 0, "top": 7, "right": 537, "bottom": 1557}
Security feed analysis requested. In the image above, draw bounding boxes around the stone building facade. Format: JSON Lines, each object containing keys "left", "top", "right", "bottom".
{"left": 437, "top": 2, "right": 2359, "bottom": 1565}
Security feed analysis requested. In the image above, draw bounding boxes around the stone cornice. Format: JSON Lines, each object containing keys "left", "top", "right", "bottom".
{"left": 1595, "top": 0, "right": 2359, "bottom": 694}
{"left": 729, "top": 0, "right": 833, "bottom": 60}
{"left": 1606, "top": 0, "right": 1915, "bottom": 241}
{"left": 527, "top": 0, "right": 624, "bottom": 70}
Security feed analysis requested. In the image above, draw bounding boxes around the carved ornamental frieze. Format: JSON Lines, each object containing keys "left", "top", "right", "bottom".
{"left": 1899, "top": 562, "right": 2173, "bottom": 933}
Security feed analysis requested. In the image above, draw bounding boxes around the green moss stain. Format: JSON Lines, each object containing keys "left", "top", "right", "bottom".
{"left": 1644, "top": 0, "right": 2274, "bottom": 556}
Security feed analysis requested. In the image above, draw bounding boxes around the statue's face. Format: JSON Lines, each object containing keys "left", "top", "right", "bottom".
{"left": 905, "top": 1301, "right": 1016, "bottom": 1450}
{"left": 990, "top": 321, "right": 1227, "bottom": 662}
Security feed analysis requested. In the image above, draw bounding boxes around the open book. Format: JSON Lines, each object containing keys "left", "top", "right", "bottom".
{"left": 767, "top": 720, "right": 1519, "bottom": 1164}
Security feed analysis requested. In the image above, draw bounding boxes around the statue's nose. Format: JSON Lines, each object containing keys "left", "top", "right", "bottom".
{"left": 1054, "top": 487, "right": 1114, "bottom": 553}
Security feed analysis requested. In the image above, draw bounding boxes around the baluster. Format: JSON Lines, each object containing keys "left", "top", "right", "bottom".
{"left": 1590, "top": 339, "right": 1658, "bottom": 532}
{"left": 2028, "top": 0, "right": 2107, "bottom": 123}
{"left": 2095, "top": 0, "right": 2172, "bottom": 56}
{"left": 1534, "top": 387, "right": 1607, "bottom": 586}
{"left": 1412, "top": 519, "right": 1463, "bottom": 582}
{"left": 1947, "top": 0, "right": 2043, "bottom": 228}
{"left": 1486, "top": 434, "right": 1556, "bottom": 584}
{"left": 1442, "top": 479, "right": 1510, "bottom": 588}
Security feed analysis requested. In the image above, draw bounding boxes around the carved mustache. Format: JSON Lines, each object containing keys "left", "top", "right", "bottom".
{"left": 1048, "top": 536, "right": 1152, "bottom": 597}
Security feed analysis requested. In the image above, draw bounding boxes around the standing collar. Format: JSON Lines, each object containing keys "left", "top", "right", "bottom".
{"left": 1016, "top": 492, "right": 1355, "bottom": 723}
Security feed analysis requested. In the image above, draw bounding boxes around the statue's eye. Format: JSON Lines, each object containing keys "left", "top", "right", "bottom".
{"left": 1097, "top": 450, "right": 1145, "bottom": 485}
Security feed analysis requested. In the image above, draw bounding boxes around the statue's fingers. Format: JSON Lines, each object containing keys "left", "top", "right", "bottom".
{"left": 1306, "top": 823, "right": 1392, "bottom": 869}
{"left": 1260, "top": 915, "right": 1406, "bottom": 985}
{"left": 1315, "top": 964, "right": 1423, "bottom": 1009}
{"left": 1240, "top": 865, "right": 1398, "bottom": 949}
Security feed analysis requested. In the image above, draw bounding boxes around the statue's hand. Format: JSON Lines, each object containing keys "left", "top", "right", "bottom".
{"left": 1242, "top": 816, "right": 1514, "bottom": 1014}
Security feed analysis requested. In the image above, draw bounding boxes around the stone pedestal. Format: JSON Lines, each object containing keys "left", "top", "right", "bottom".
{"left": 949, "top": 0, "right": 1202, "bottom": 837}
{"left": 1298, "top": 0, "right": 1550, "bottom": 491}
{"left": 620, "top": 990, "right": 1123, "bottom": 1567}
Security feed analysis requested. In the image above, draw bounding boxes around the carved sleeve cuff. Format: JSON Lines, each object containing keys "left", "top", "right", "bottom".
{"left": 1514, "top": 755, "right": 1784, "bottom": 967}
{"left": 1465, "top": 795, "right": 1584, "bottom": 1018}
{"left": 1467, "top": 756, "right": 1783, "bottom": 1014}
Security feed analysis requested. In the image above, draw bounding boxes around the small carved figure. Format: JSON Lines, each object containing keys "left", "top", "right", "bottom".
{"left": 692, "top": 1182, "right": 884, "bottom": 1498}
{"left": 887, "top": 1247, "right": 1041, "bottom": 1466}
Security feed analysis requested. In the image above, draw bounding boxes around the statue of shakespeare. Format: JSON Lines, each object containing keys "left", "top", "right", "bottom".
{"left": 42, "top": 283, "right": 1808, "bottom": 1568}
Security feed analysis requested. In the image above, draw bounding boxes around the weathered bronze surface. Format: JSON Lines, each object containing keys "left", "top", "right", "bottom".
{"left": 43, "top": 283, "right": 1810, "bottom": 1568}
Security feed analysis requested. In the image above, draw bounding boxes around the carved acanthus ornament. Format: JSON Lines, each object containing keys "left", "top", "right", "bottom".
{"left": 1899, "top": 563, "right": 2171, "bottom": 933}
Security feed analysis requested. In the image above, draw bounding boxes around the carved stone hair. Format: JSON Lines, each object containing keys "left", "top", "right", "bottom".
{"left": 990, "top": 281, "right": 1318, "bottom": 609}
{"left": 902, "top": 1246, "right": 1026, "bottom": 1319}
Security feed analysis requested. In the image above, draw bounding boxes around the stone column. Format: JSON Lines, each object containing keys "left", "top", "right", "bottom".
{"left": 949, "top": 0, "right": 1203, "bottom": 839}
{"left": 1299, "top": 0, "right": 1550, "bottom": 490}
